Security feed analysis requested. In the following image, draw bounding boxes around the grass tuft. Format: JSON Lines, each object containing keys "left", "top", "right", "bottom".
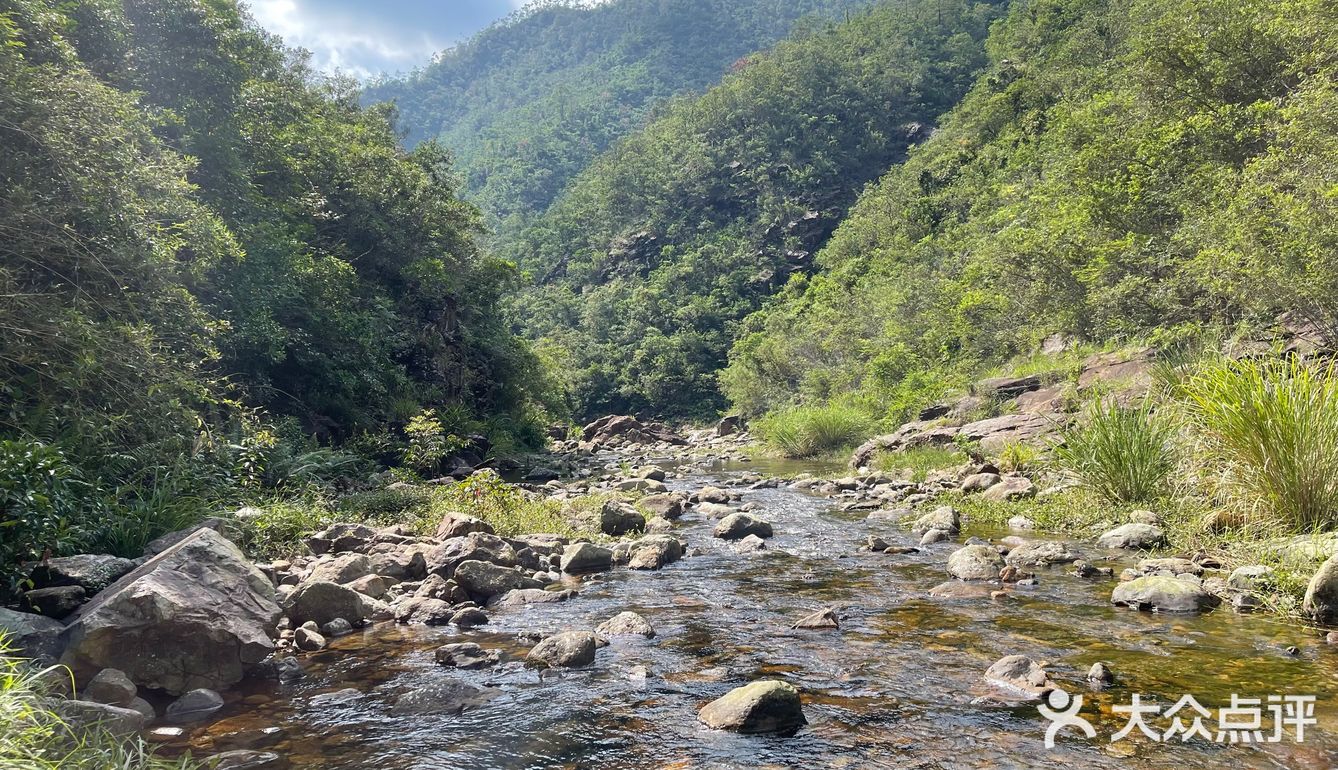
{"left": 1053, "top": 398, "right": 1176, "bottom": 504}
{"left": 755, "top": 405, "right": 871, "bottom": 458}
{"left": 874, "top": 446, "right": 966, "bottom": 482}
{"left": 1184, "top": 357, "right": 1338, "bottom": 530}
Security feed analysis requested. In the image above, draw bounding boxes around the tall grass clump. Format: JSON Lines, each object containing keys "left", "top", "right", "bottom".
{"left": 1184, "top": 357, "right": 1338, "bottom": 530}
{"left": 755, "top": 405, "right": 871, "bottom": 458}
{"left": 0, "top": 641, "right": 198, "bottom": 769}
{"left": 1053, "top": 398, "right": 1176, "bottom": 503}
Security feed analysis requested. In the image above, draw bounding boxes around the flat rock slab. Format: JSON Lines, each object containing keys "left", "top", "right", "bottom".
{"left": 698, "top": 680, "right": 806, "bottom": 734}
{"left": 1112, "top": 576, "right": 1216, "bottom": 613}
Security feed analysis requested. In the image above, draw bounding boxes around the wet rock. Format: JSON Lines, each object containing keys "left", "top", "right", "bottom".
{"left": 980, "top": 476, "right": 1035, "bottom": 503}
{"left": 450, "top": 607, "right": 489, "bottom": 628}
{"left": 560, "top": 542, "right": 613, "bottom": 574}
{"left": 791, "top": 607, "right": 839, "bottom": 630}
{"left": 27, "top": 554, "right": 136, "bottom": 594}
{"left": 714, "top": 513, "right": 773, "bottom": 540}
{"left": 1069, "top": 560, "right": 1113, "bottom": 579}
{"left": 146, "top": 726, "right": 186, "bottom": 743}
{"left": 389, "top": 678, "right": 496, "bottom": 715}
{"left": 453, "top": 560, "right": 542, "bottom": 600}
{"left": 948, "top": 545, "right": 1005, "bottom": 581}
{"left": 640, "top": 494, "right": 686, "bottom": 519}
{"left": 165, "top": 688, "right": 225, "bottom": 723}
{"left": 524, "top": 467, "right": 561, "bottom": 482}
{"left": 697, "top": 502, "right": 735, "bottom": 518}
{"left": 597, "top": 611, "right": 656, "bottom": 638}
{"left": 1087, "top": 662, "right": 1115, "bottom": 686}
{"left": 84, "top": 668, "right": 137, "bottom": 706}
{"left": 434, "top": 642, "right": 501, "bottom": 669}
{"left": 920, "top": 529, "right": 952, "bottom": 546}
{"left": 294, "top": 627, "right": 326, "bottom": 651}
{"left": 526, "top": 631, "right": 597, "bottom": 668}
{"left": 0, "top": 607, "right": 65, "bottom": 663}
{"left": 208, "top": 750, "right": 289, "bottom": 769}
{"left": 883, "top": 545, "right": 919, "bottom": 555}
{"left": 928, "top": 580, "right": 995, "bottom": 599}
{"left": 1096, "top": 523, "right": 1168, "bottom": 550}
{"left": 434, "top": 513, "right": 495, "bottom": 540}
{"left": 61, "top": 528, "right": 281, "bottom": 695}
{"left": 23, "top": 585, "right": 87, "bottom": 618}
{"left": 697, "top": 486, "right": 731, "bottom": 505}
{"left": 1303, "top": 553, "right": 1338, "bottom": 622}
{"left": 733, "top": 534, "right": 768, "bottom": 553}
{"left": 911, "top": 506, "right": 959, "bottom": 536}
{"left": 1112, "top": 575, "right": 1217, "bottom": 613}
{"left": 488, "top": 588, "right": 576, "bottom": 609}
{"left": 394, "top": 596, "right": 453, "bottom": 625}
{"left": 213, "top": 726, "right": 287, "bottom": 751}
{"left": 983, "top": 655, "right": 1054, "bottom": 699}
{"left": 284, "top": 581, "right": 366, "bottom": 628}
{"left": 627, "top": 534, "right": 684, "bottom": 570}
{"left": 1007, "top": 516, "right": 1036, "bottom": 530}
{"left": 698, "top": 680, "right": 806, "bottom": 734}
{"left": 55, "top": 699, "right": 146, "bottom": 737}
{"left": 1004, "top": 541, "right": 1080, "bottom": 568}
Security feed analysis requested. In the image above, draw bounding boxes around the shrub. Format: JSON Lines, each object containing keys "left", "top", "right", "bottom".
{"left": 0, "top": 441, "right": 96, "bottom": 594}
{"left": 1184, "top": 357, "right": 1338, "bottom": 529}
{"left": 427, "top": 472, "right": 596, "bottom": 539}
{"left": 996, "top": 441, "right": 1040, "bottom": 473}
{"left": 755, "top": 405, "right": 871, "bottom": 458}
{"left": 1053, "top": 399, "right": 1176, "bottom": 503}
{"left": 0, "top": 641, "right": 199, "bottom": 769}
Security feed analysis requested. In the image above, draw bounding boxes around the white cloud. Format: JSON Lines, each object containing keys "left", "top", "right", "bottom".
{"left": 245, "top": 0, "right": 448, "bottom": 79}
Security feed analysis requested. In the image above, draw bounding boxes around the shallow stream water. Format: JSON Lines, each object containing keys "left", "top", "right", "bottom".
{"left": 182, "top": 455, "right": 1338, "bottom": 769}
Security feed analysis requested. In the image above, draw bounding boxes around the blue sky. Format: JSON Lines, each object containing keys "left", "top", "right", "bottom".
{"left": 245, "top": 0, "right": 529, "bottom": 78}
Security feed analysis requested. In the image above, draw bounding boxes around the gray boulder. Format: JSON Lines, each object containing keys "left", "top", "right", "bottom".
{"left": 284, "top": 581, "right": 366, "bottom": 627}
{"left": 60, "top": 528, "right": 280, "bottom": 694}
{"left": 23, "top": 585, "right": 87, "bottom": 618}
{"left": 165, "top": 688, "right": 225, "bottom": 723}
{"left": 1096, "top": 523, "right": 1168, "bottom": 550}
{"left": 560, "top": 542, "right": 613, "bottom": 574}
{"left": 1304, "top": 553, "right": 1338, "bottom": 622}
{"left": 54, "top": 699, "right": 146, "bottom": 736}
{"left": 984, "top": 655, "right": 1053, "bottom": 698}
{"left": 434, "top": 642, "right": 500, "bottom": 669}
{"left": 947, "top": 545, "right": 1005, "bottom": 581}
{"left": 599, "top": 501, "right": 646, "bottom": 536}
{"left": 911, "top": 506, "right": 959, "bottom": 535}
{"left": 627, "top": 535, "right": 683, "bottom": 570}
{"left": 980, "top": 476, "right": 1035, "bottom": 502}
{"left": 452, "top": 560, "right": 541, "bottom": 600}
{"left": 0, "top": 607, "right": 64, "bottom": 662}
{"left": 526, "top": 631, "right": 597, "bottom": 668}
{"left": 639, "top": 494, "right": 685, "bottom": 519}
{"left": 1112, "top": 575, "right": 1217, "bottom": 613}
{"left": 305, "top": 553, "right": 372, "bottom": 585}
{"left": 84, "top": 668, "right": 137, "bottom": 706}
{"left": 961, "top": 473, "right": 1002, "bottom": 493}
{"left": 1004, "top": 541, "right": 1080, "bottom": 567}
{"left": 596, "top": 611, "right": 655, "bottom": 638}
{"left": 27, "top": 554, "right": 136, "bottom": 594}
{"left": 698, "top": 680, "right": 806, "bottom": 734}
{"left": 714, "top": 513, "right": 773, "bottom": 540}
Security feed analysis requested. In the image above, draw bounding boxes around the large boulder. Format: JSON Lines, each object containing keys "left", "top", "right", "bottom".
{"left": 639, "top": 494, "right": 685, "bottom": 520}
{"left": 911, "top": 506, "right": 960, "bottom": 536}
{"left": 304, "top": 553, "right": 372, "bottom": 585}
{"left": 947, "top": 545, "right": 1005, "bottom": 581}
{"left": 424, "top": 532, "right": 516, "bottom": 578}
{"left": 526, "top": 631, "right": 597, "bottom": 668}
{"left": 60, "top": 528, "right": 280, "bottom": 695}
{"left": 713, "top": 514, "right": 773, "bottom": 540}
{"left": 452, "top": 560, "right": 542, "bottom": 600}
{"left": 599, "top": 501, "right": 646, "bottom": 536}
{"left": 434, "top": 513, "right": 494, "bottom": 540}
{"left": 27, "top": 554, "right": 136, "bottom": 594}
{"left": 1096, "top": 523, "right": 1168, "bottom": 550}
{"left": 1303, "top": 553, "right": 1338, "bottom": 622}
{"left": 698, "top": 680, "right": 806, "bottom": 734}
{"left": 597, "top": 611, "right": 655, "bottom": 638}
{"left": 560, "top": 542, "right": 613, "bottom": 574}
{"left": 1112, "top": 576, "right": 1217, "bottom": 613}
{"left": 0, "top": 608, "right": 66, "bottom": 663}
{"left": 1004, "top": 541, "right": 1080, "bottom": 567}
{"left": 626, "top": 535, "right": 683, "bottom": 570}
{"left": 283, "top": 581, "right": 366, "bottom": 628}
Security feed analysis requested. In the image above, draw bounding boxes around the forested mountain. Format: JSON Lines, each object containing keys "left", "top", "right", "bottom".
{"left": 1, "top": 0, "right": 549, "bottom": 561}
{"left": 722, "top": 0, "right": 1338, "bottom": 422}
{"left": 505, "top": 0, "right": 1007, "bottom": 420}
{"left": 362, "top": 0, "right": 872, "bottom": 229}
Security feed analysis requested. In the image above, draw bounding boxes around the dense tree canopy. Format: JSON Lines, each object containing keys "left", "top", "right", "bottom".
{"left": 504, "top": 0, "right": 1006, "bottom": 420}
{"left": 722, "top": 0, "right": 1338, "bottom": 422}
{"left": 363, "top": 0, "right": 872, "bottom": 231}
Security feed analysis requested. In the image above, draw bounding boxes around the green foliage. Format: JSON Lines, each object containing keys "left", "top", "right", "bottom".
{"left": 1185, "top": 357, "right": 1338, "bottom": 529}
{"left": 0, "top": 642, "right": 200, "bottom": 769}
{"left": 365, "top": 0, "right": 869, "bottom": 229}
{"left": 874, "top": 446, "right": 967, "bottom": 482}
{"left": 723, "top": 0, "right": 1338, "bottom": 420}
{"left": 996, "top": 441, "right": 1040, "bottom": 474}
{"left": 1053, "top": 399, "right": 1177, "bottom": 503}
{"left": 755, "top": 405, "right": 871, "bottom": 458}
{"left": 428, "top": 472, "right": 597, "bottom": 539}
{"left": 402, "top": 410, "right": 461, "bottom": 475}
{"left": 0, "top": 442, "right": 93, "bottom": 592}
{"left": 510, "top": 0, "right": 1005, "bottom": 420}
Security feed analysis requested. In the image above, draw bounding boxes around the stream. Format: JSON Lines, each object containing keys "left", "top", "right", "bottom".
{"left": 185, "top": 454, "right": 1338, "bottom": 769}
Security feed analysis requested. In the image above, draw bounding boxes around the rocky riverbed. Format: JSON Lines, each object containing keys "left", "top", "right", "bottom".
{"left": 6, "top": 426, "right": 1338, "bottom": 769}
